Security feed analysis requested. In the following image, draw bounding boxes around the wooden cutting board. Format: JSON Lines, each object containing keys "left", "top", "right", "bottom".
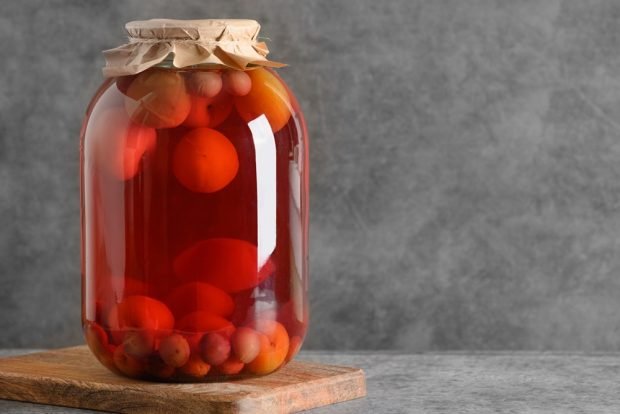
{"left": 0, "top": 346, "right": 366, "bottom": 413}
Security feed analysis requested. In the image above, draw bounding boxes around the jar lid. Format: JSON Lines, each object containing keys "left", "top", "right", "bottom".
{"left": 102, "top": 19, "right": 285, "bottom": 77}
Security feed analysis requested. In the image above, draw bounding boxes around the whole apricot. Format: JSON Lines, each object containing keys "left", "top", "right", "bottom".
{"left": 231, "top": 327, "right": 261, "bottom": 363}
{"left": 188, "top": 72, "right": 223, "bottom": 98}
{"left": 179, "top": 355, "right": 211, "bottom": 378}
{"left": 107, "top": 295, "right": 174, "bottom": 333}
{"left": 172, "top": 128, "right": 239, "bottom": 193}
{"left": 217, "top": 356, "right": 245, "bottom": 375}
{"left": 246, "top": 321, "right": 289, "bottom": 375}
{"left": 173, "top": 238, "right": 275, "bottom": 293}
{"left": 165, "top": 282, "right": 234, "bottom": 319}
{"left": 234, "top": 68, "right": 292, "bottom": 132}
{"left": 223, "top": 71, "right": 252, "bottom": 96}
{"left": 159, "top": 334, "right": 191, "bottom": 368}
{"left": 199, "top": 333, "right": 231, "bottom": 366}
{"left": 124, "top": 69, "right": 191, "bottom": 129}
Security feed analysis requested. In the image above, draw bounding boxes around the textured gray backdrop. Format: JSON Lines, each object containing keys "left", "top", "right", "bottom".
{"left": 2, "top": 0, "right": 620, "bottom": 350}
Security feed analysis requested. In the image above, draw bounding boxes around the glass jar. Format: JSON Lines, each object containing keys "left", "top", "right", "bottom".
{"left": 80, "top": 20, "right": 309, "bottom": 381}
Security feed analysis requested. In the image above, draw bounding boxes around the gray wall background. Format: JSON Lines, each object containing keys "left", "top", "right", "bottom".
{"left": 2, "top": 0, "right": 620, "bottom": 350}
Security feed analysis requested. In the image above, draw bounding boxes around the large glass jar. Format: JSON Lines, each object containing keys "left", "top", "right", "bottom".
{"left": 80, "top": 20, "right": 309, "bottom": 381}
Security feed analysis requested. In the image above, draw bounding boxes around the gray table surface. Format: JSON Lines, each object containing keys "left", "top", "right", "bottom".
{"left": 2, "top": 349, "right": 620, "bottom": 413}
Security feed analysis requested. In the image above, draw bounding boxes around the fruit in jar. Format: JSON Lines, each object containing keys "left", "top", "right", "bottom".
{"left": 188, "top": 71, "right": 223, "bottom": 98}
{"left": 234, "top": 68, "right": 291, "bottom": 132}
{"left": 246, "top": 321, "right": 289, "bottom": 375}
{"left": 182, "top": 93, "right": 234, "bottom": 128}
{"left": 199, "top": 333, "right": 231, "bottom": 366}
{"left": 159, "top": 334, "right": 191, "bottom": 368}
{"left": 223, "top": 71, "right": 252, "bottom": 96}
{"left": 182, "top": 95, "right": 211, "bottom": 128}
{"left": 145, "top": 355, "right": 176, "bottom": 379}
{"left": 175, "top": 311, "right": 234, "bottom": 351}
{"left": 165, "top": 282, "right": 234, "bottom": 319}
{"left": 179, "top": 355, "right": 211, "bottom": 378}
{"left": 217, "top": 356, "right": 245, "bottom": 375}
{"left": 113, "top": 345, "right": 145, "bottom": 377}
{"left": 122, "top": 330, "right": 156, "bottom": 358}
{"left": 231, "top": 327, "right": 261, "bottom": 363}
{"left": 94, "top": 109, "right": 156, "bottom": 180}
{"left": 124, "top": 69, "right": 191, "bottom": 129}
{"left": 106, "top": 296, "right": 174, "bottom": 341}
{"left": 173, "top": 238, "right": 275, "bottom": 293}
{"left": 172, "top": 128, "right": 239, "bottom": 193}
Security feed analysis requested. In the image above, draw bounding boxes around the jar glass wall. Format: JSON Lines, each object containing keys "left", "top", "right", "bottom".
{"left": 80, "top": 67, "right": 309, "bottom": 381}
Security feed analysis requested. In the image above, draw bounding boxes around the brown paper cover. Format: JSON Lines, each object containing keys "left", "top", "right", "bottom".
{"left": 102, "top": 19, "right": 285, "bottom": 77}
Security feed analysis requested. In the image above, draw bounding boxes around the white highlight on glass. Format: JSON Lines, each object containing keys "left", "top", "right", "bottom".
{"left": 249, "top": 115, "right": 277, "bottom": 269}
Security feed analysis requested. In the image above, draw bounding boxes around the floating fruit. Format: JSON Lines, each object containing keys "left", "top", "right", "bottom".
{"left": 107, "top": 295, "right": 174, "bottom": 333}
{"left": 122, "top": 330, "right": 156, "bottom": 358}
{"left": 175, "top": 311, "right": 234, "bottom": 351}
{"left": 94, "top": 109, "right": 156, "bottom": 180}
{"left": 217, "top": 356, "right": 245, "bottom": 375}
{"left": 223, "top": 71, "right": 252, "bottom": 96}
{"left": 159, "top": 334, "right": 191, "bottom": 368}
{"left": 113, "top": 345, "right": 145, "bottom": 377}
{"left": 231, "top": 327, "right": 261, "bottom": 363}
{"left": 234, "top": 68, "right": 291, "bottom": 132}
{"left": 200, "top": 333, "right": 231, "bottom": 366}
{"left": 124, "top": 69, "right": 191, "bottom": 128}
{"left": 188, "top": 72, "right": 223, "bottom": 98}
{"left": 173, "top": 238, "right": 275, "bottom": 293}
{"left": 172, "top": 128, "right": 239, "bottom": 193}
{"left": 165, "top": 282, "right": 234, "bottom": 319}
{"left": 179, "top": 355, "right": 211, "bottom": 378}
{"left": 246, "top": 321, "right": 289, "bottom": 375}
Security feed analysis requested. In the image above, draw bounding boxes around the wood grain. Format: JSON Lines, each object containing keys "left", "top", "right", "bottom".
{"left": 0, "top": 346, "right": 366, "bottom": 414}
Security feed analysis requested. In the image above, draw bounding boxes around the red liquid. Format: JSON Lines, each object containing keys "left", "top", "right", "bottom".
{"left": 80, "top": 68, "right": 309, "bottom": 381}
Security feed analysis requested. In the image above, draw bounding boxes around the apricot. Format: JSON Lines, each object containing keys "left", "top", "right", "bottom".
{"left": 172, "top": 128, "right": 239, "bottom": 193}
{"left": 217, "top": 356, "right": 245, "bottom": 375}
{"left": 188, "top": 72, "right": 223, "bottom": 98}
{"left": 124, "top": 69, "right": 191, "bottom": 128}
{"left": 179, "top": 355, "right": 211, "bottom": 378}
{"left": 246, "top": 321, "right": 289, "bottom": 375}
{"left": 173, "top": 238, "right": 275, "bottom": 293}
{"left": 159, "top": 334, "right": 191, "bottom": 368}
{"left": 84, "top": 322, "right": 109, "bottom": 354}
{"left": 122, "top": 330, "right": 156, "bottom": 358}
{"left": 206, "top": 93, "right": 234, "bottom": 127}
{"left": 200, "top": 333, "right": 231, "bottom": 366}
{"left": 146, "top": 357, "right": 176, "bottom": 380}
{"left": 113, "top": 345, "right": 145, "bottom": 377}
{"left": 175, "top": 311, "right": 234, "bottom": 351}
{"left": 165, "top": 282, "right": 234, "bottom": 319}
{"left": 182, "top": 94, "right": 234, "bottom": 129}
{"left": 223, "top": 71, "right": 252, "bottom": 96}
{"left": 182, "top": 95, "right": 211, "bottom": 128}
{"left": 107, "top": 295, "right": 174, "bottom": 333}
{"left": 234, "top": 68, "right": 292, "bottom": 132}
{"left": 94, "top": 109, "right": 156, "bottom": 180}
{"left": 231, "top": 327, "right": 261, "bottom": 363}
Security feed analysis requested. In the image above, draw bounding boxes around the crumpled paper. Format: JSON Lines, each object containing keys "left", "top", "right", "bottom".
{"left": 102, "top": 19, "right": 285, "bottom": 77}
